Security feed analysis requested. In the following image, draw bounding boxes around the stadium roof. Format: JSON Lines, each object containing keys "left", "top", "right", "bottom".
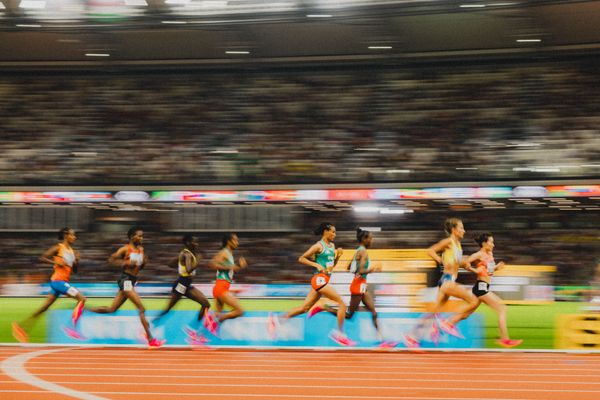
{"left": 0, "top": 1, "right": 599, "bottom": 67}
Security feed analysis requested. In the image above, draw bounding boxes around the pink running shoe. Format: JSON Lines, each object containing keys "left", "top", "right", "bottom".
{"left": 497, "top": 338, "right": 523, "bottom": 348}
{"left": 329, "top": 330, "right": 356, "bottom": 347}
{"left": 187, "top": 335, "right": 209, "bottom": 347}
{"left": 437, "top": 319, "right": 464, "bottom": 339}
{"left": 308, "top": 306, "right": 325, "bottom": 318}
{"left": 183, "top": 326, "right": 204, "bottom": 341}
{"left": 267, "top": 313, "right": 279, "bottom": 339}
{"left": 72, "top": 301, "right": 84, "bottom": 326}
{"left": 203, "top": 312, "right": 219, "bottom": 336}
{"left": 148, "top": 338, "right": 166, "bottom": 349}
{"left": 63, "top": 327, "right": 86, "bottom": 340}
{"left": 403, "top": 335, "right": 421, "bottom": 350}
{"left": 378, "top": 341, "right": 400, "bottom": 349}
{"left": 11, "top": 322, "right": 28, "bottom": 343}
{"left": 430, "top": 320, "right": 441, "bottom": 345}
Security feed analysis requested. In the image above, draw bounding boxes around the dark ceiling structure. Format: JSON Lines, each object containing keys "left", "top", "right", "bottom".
{"left": 0, "top": 1, "right": 598, "bottom": 67}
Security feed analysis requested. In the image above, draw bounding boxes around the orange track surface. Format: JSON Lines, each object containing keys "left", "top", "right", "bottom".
{"left": 2, "top": 346, "right": 600, "bottom": 400}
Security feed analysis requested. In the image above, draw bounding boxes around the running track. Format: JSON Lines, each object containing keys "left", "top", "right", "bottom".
{"left": 2, "top": 346, "right": 600, "bottom": 400}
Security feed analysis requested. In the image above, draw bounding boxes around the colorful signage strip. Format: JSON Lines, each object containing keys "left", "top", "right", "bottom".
{"left": 0, "top": 185, "right": 598, "bottom": 203}
{"left": 151, "top": 185, "right": 600, "bottom": 201}
{"left": 49, "top": 310, "right": 483, "bottom": 349}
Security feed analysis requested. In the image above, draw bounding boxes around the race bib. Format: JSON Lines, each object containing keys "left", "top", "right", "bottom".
{"left": 129, "top": 253, "right": 143, "bottom": 266}
{"left": 175, "top": 283, "right": 187, "bottom": 294}
{"left": 359, "top": 283, "right": 367, "bottom": 294}
{"left": 123, "top": 280, "right": 133, "bottom": 291}
{"left": 478, "top": 281, "right": 488, "bottom": 291}
{"left": 487, "top": 261, "right": 496, "bottom": 274}
{"left": 316, "top": 276, "right": 327, "bottom": 286}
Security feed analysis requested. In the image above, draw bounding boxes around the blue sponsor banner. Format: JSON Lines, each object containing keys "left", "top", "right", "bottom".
{"left": 49, "top": 310, "right": 482, "bottom": 349}
{"left": 40, "top": 282, "right": 312, "bottom": 298}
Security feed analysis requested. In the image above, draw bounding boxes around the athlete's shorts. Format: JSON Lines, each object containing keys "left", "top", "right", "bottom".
{"left": 438, "top": 273, "right": 456, "bottom": 287}
{"left": 349, "top": 276, "right": 367, "bottom": 296}
{"left": 472, "top": 280, "right": 490, "bottom": 297}
{"left": 311, "top": 273, "right": 330, "bottom": 291}
{"left": 118, "top": 272, "right": 138, "bottom": 292}
{"left": 172, "top": 276, "right": 193, "bottom": 296}
{"left": 50, "top": 280, "right": 79, "bottom": 297}
{"left": 213, "top": 279, "right": 231, "bottom": 299}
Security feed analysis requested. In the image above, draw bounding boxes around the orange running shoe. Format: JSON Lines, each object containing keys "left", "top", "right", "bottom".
{"left": 497, "top": 339, "right": 523, "bottom": 348}
{"left": 12, "top": 322, "right": 28, "bottom": 343}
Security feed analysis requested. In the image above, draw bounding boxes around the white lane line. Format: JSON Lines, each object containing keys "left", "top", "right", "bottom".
{"left": 21, "top": 357, "right": 600, "bottom": 367}
{"left": 1, "top": 380, "right": 600, "bottom": 393}
{"left": 0, "top": 348, "right": 108, "bottom": 400}
{"left": 0, "top": 391, "right": 536, "bottom": 400}
{"left": 15, "top": 370, "right": 600, "bottom": 379}
{"left": 57, "top": 347, "right": 600, "bottom": 356}
{"left": 1, "top": 375, "right": 598, "bottom": 386}
{"left": 20, "top": 362, "right": 600, "bottom": 373}
{"left": 3, "top": 342, "right": 600, "bottom": 355}
{"left": 46, "top": 350, "right": 600, "bottom": 362}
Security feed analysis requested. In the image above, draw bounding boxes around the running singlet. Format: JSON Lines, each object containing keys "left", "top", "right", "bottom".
{"left": 216, "top": 248, "right": 235, "bottom": 283}
{"left": 349, "top": 245, "right": 370, "bottom": 279}
{"left": 124, "top": 244, "right": 144, "bottom": 275}
{"left": 315, "top": 240, "right": 335, "bottom": 275}
{"left": 178, "top": 249, "right": 198, "bottom": 277}
{"left": 51, "top": 243, "right": 76, "bottom": 282}
{"left": 441, "top": 238, "right": 462, "bottom": 269}
{"left": 476, "top": 251, "right": 496, "bottom": 280}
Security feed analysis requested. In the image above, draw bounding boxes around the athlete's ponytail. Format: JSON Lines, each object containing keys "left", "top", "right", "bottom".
{"left": 443, "top": 218, "right": 462, "bottom": 236}
{"left": 356, "top": 227, "right": 369, "bottom": 243}
{"left": 127, "top": 226, "right": 142, "bottom": 239}
{"left": 58, "top": 227, "right": 71, "bottom": 241}
{"left": 314, "top": 222, "right": 334, "bottom": 236}
{"left": 222, "top": 233, "right": 236, "bottom": 247}
{"left": 474, "top": 232, "right": 493, "bottom": 247}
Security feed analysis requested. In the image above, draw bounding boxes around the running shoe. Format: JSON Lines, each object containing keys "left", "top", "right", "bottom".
{"left": 429, "top": 320, "right": 441, "bottom": 344}
{"left": 11, "top": 322, "right": 28, "bottom": 343}
{"left": 187, "top": 335, "right": 209, "bottom": 348}
{"left": 403, "top": 335, "right": 421, "bottom": 350}
{"left": 437, "top": 319, "right": 464, "bottom": 339}
{"left": 496, "top": 338, "right": 523, "bottom": 348}
{"left": 71, "top": 301, "right": 84, "bottom": 326}
{"left": 266, "top": 313, "right": 276, "bottom": 339}
{"left": 329, "top": 330, "right": 356, "bottom": 347}
{"left": 183, "top": 325, "right": 200, "bottom": 341}
{"left": 63, "top": 327, "right": 86, "bottom": 340}
{"left": 378, "top": 340, "right": 401, "bottom": 348}
{"left": 148, "top": 338, "right": 166, "bottom": 349}
{"left": 203, "top": 311, "right": 219, "bottom": 336}
{"left": 308, "top": 306, "right": 325, "bottom": 318}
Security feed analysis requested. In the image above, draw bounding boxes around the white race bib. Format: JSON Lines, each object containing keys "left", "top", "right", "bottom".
{"left": 359, "top": 283, "right": 367, "bottom": 294}
{"left": 316, "top": 276, "right": 327, "bottom": 286}
{"left": 129, "top": 253, "right": 143, "bottom": 266}
{"left": 123, "top": 280, "right": 133, "bottom": 291}
{"left": 478, "top": 281, "right": 488, "bottom": 291}
{"left": 175, "top": 283, "right": 187, "bottom": 294}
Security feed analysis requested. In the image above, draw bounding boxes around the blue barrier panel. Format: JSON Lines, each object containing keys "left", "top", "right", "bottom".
{"left": 40, "top": 283, "right": 311, "bottom": 298}
{"left": 49, "top": 310, "right": 482, "bottom": 349}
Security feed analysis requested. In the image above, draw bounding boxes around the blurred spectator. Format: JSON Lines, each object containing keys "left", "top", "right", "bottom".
{"left": 0, "top": 62, "right": 598, "bottom": 185}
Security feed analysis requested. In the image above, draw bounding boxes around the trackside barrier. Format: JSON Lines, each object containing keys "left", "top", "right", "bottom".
{"left": 49, "top": 310, "right": 483, "bottom": 349}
